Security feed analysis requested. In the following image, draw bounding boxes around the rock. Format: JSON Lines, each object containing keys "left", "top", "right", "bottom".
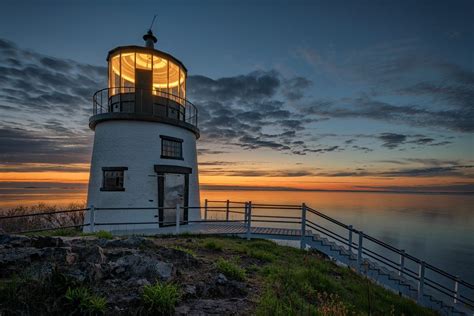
{"left": 153, "top": 261, "right": 173, "bottom": 280}
{"left": 0, "top": 234, "right": 31, "bottom": 247}
{"left": 0, "top": 247, "right": 43, "bottom": 265}
{"left": 87, "top": 263, "right": 104, "bottom": 281}
{"left": 184, "top": 284, "right": 197, "bottom": 296}
{"left": 135, "top": 278, "right": 151, "bottom": 287}
{"left": 177, "top": 299, "right": 250, "bottom": 315}
{"left": 80, "top": 245, "right": 107, "bottom": 264}
{"left": 32, "top": 236, "right": 65, "bottom": 248}
{"left": 101, "top": 236, "right": 153, "bottom": 249}
{"left": 65, "top": 252, "right": 78, "bottom": 265}
{"left": 217, "top": 273, "right": 228, "bottom": 285}
{"left": 110, "top": 254, "right": 174, "bottom": 281}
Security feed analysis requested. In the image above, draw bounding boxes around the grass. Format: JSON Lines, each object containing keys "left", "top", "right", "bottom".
{"left": 81, "top": 230, "right": 114, "bottom": 239}
{"left": 65, "top": 286, "right": 107, "bottom": 315}
{"left": 170, "top": 245, "right": 196, "bottom": 257}
{"left": 141, "top": 282, "right": 181, "bottom": 315}
{"left": 192, "top": 237, "right": 437, "bottom": 315}
{"left": 0, "top": 270, "right": 106, "bottom": 315}
{"left": 216, "top": 258, "right": 246, "bottom": 281}
{"left": 203, "top": 238, "right": 224, "bottom": 251}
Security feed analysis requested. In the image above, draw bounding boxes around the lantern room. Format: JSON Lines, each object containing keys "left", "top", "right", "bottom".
{"left": 107, "top": 46, "right": 187, "bottom": 102}
{"left": 90, "top": 30, "right": 198, "bottom": 131}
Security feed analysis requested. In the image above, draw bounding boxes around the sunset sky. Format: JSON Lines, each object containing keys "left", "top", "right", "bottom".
{"left": 0, "top": 0, "right": 473, "bottom": 197}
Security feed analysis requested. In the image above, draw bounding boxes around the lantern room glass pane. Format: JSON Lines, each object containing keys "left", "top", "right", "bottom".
{"left": 179, "top": 69, "right": 186, "bottom": 100}
{"left": 153, "top": 55, "right": 168, "bottom": 96}
{"left": 136, "top": 53, "right": 152, "bottom": 70}
{"left": 121, "top": 52, "right": 135, "bottom": 92}
{"left": 169, "top": 61, "right": 180, "bottom": 101}
{"left": 110, "top": 55, "right": 121, "bottom": 96}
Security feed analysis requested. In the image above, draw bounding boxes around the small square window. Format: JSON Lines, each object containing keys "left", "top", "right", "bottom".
{"left": 101, "top": 167, "right": 127, "bottom": 191}
{"left": 161, "top": 136, "right": 183, "bottom": 159}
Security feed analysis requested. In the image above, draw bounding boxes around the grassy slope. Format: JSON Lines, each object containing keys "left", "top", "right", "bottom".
{"left": 5, "top": 230, "right": 438, "bottom": 315}
{"left": 193, "top": 236, "right": 437, "bottom": 316}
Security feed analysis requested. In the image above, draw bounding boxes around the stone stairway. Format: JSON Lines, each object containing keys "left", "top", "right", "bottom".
{"left": 305, "top": 233, "right": 468, "bottom": 316}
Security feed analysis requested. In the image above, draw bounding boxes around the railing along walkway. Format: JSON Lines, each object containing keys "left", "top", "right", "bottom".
{"left": 0, "top": 200, "right": 472, "bottom": 315}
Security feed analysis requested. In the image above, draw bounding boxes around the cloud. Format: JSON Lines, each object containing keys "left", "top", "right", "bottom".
{"left": 378, "top": 133, "right": 407, "bottom": 149}
{"left": 303, "top": 96, "right": 474, "bottom": 132}
{"left": 0, "top": 126, "right": 91, "bottom": 164}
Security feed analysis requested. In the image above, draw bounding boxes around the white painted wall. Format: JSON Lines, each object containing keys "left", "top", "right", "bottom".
{"left": 84, "top": 120, "right": 200, "bottom": 233}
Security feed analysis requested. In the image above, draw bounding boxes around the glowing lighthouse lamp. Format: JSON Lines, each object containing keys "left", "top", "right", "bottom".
{"left": 84, "top": 30, "right": 200, "bottom": 233}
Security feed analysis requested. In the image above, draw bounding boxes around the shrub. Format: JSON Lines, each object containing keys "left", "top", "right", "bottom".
{"left": 141, "top": 282, "right": 181, "bottom": 315}
{"left": 203, "top": 239, "right": 223, "bottom": 251}
{"left": 0, "top": 203, "right": 85, "bottom": 234}
{"left": 170, "top": 245, "right": 196, "bottom": 257}
{"left": 82, "top": 230, "right": 114, "bottom": 240}
{"left": 216, "top": 258, "right": 246, "bottom": 281}
{"left": 65, "top": 286, "right": 107, "bottom": 315}
{"left": 247, "top": 249, "right": 275, "bottom": 262}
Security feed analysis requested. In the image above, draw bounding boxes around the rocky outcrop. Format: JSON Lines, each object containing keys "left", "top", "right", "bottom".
{"left": 0, "top": 234, "right": 255, "bottom": 315}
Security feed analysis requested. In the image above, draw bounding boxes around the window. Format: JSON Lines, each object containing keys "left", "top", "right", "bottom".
{"left": 161, "top": 136, "right": 183, "bottom": 159}
{"left": 101, "top": 167, "right": 127, "bottom": 191}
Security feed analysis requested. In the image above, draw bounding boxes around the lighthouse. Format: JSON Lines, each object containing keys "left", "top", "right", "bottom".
{"left": 84, "top": 30, "right": 200, "bottom": 233}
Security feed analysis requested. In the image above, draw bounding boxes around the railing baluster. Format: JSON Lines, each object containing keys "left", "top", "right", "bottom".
{"left": 348, "top": 225, "right": 353, "bottom": 253}
{"left": 246, "top": 201, "right": 252, "bottom": 240}
{"left": 454, "top": 275, "right": 459, "bottom": 304}
{"left": 418, "top": 261, "right": 425, "bottom": 302}
{"left": 357, "top": 231, "right": 363, "bottom": 272}
{"left": 204, "top": 199, "right": 208, "bottom": 221}
{"left": 175, "top": 204, "right": 180, "bottom": 235}
{"left": 226, "top": 199, "right": 230, "bottom": 222}
{"left": 300, "top": 203, "right": 307, "bottom": 250}
{"left": 399, "top": 250, "right": 405, "bottom": 277}
{"left": 90, "top": 205, "right": 95, "bottom": 233}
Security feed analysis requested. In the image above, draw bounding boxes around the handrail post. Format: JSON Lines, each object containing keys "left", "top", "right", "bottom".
{"left": 399, "top": 250, "right": 405, "bottom": 277}
{"left": 300, "top": 203, "right": 307, "bottom": 250}
{"left": 244, "top": 202, "right": 248, "bottom": 224}
{"left": 418, "top": 261, "right": 425, "bottom": 303}
{"left": 226, "top": 199, "right": 230, "bottom": 222}
{"left": 90, "top": 205, "right": 95, "bottom": 233}
{"left": 348, "top": 225, "right": 353, "bottom": 253}
{"left": 453, "top": 275, "right": 459, "bottom": 304}
{"left": 246, "top": 201, "right": 252, "bottom": 240}
{"left": 175, "top": 204, "right": 180, "bottom": 235}
{"left": 357, "top": 231, "right": 363, "bottom": 273}
{"left": 204, "top": 199, "right": 208, "bottom": 221}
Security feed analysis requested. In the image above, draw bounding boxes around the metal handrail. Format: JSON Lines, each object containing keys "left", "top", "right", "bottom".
{"left": 92, "top": 87, "right": 198, "bottom": 128}
{"left": 0, "top": 208, "right": 89, "bottom": 220}
{"left": 302, "top": 205, "right": 473, "bottom": 309}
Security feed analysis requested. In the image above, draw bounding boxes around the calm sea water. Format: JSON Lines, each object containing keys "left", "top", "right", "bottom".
{"left": 1, "top": 188, "right": 473, "bottom": 283}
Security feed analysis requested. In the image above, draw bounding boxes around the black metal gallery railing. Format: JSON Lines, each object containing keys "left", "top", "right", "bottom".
{"left": 92, "top": 87, "right": 198, "bottom": 128}
{"left": 0, "top": 201, "right": 472, "bottom": 314}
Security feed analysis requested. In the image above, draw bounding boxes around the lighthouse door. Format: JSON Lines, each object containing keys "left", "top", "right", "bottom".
{"left": 158, "top": 173, "right": 189, "bottom": 227}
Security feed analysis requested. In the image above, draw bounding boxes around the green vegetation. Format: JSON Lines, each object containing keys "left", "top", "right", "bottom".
{"left": 170, "top": 245, "right": 196, "bottom": 257}
{"left": 141, "top": 282, "right": 181, "bottom": 315}
{"left": 193, "top": 236, "right": 436, "bottom": 315}
{"left": 216, "top": 258, "right": 246, "bottom": 281}
{"left": 203, "top": 238, "right": 224, "bottom": 251}
{"left": 0, "top": 270, "right": 106, "bottom": 315}
{"left": 65, "top": 287, "right": 107, "bottom": 315}
{"left": 81, "top": 230, "right": 114, "bottom": 239}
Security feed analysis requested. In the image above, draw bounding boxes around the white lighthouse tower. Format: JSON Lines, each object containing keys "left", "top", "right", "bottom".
{"left": 84, "top": 30, "right": 200, "bottom": 233}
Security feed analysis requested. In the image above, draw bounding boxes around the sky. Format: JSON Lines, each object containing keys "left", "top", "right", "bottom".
{"left": 0, "top": 0, "right": 473, "bottom": 196}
